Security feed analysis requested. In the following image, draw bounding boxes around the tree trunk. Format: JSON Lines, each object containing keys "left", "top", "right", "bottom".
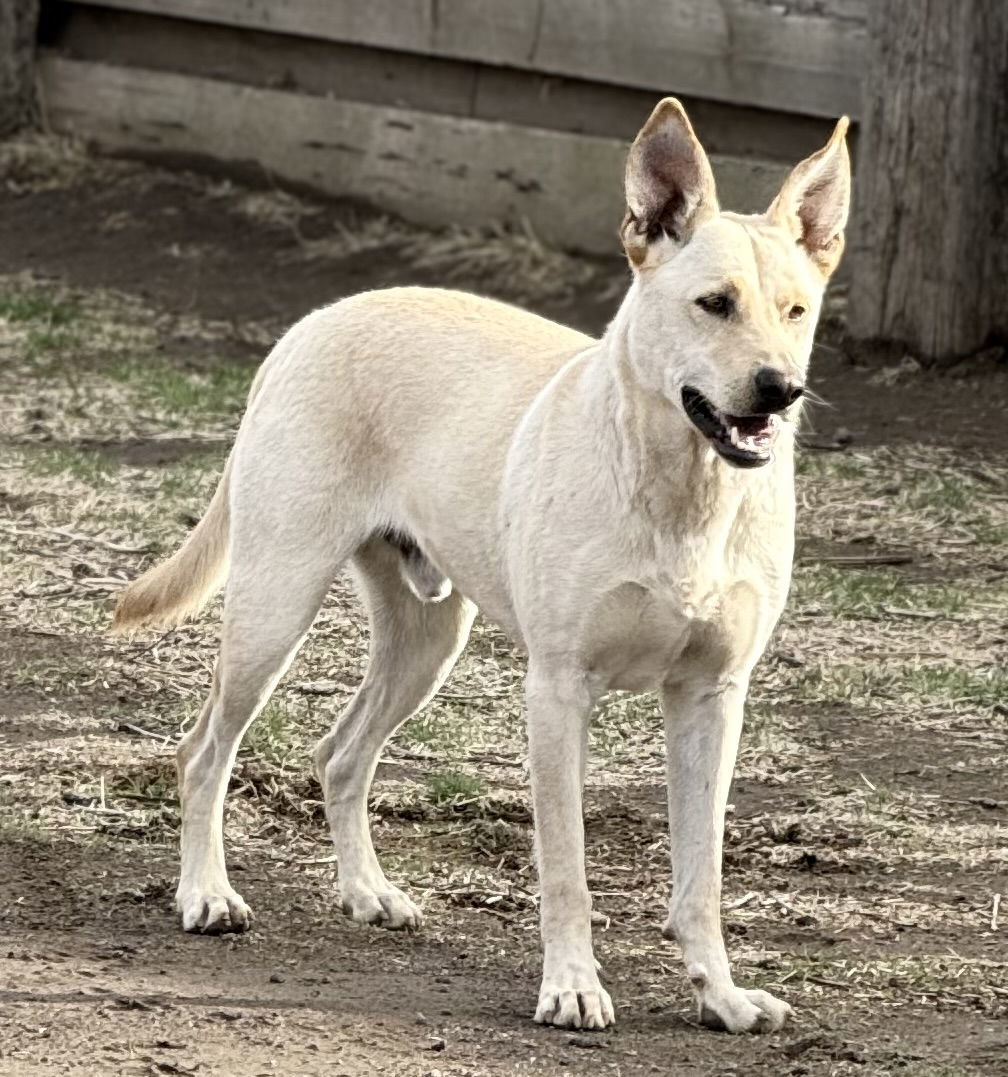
{"left": 0, "top": 0, "right": 39, "bottom": 138}
{"left": 847, "top": 2, "right": 1008, "bottom": 360}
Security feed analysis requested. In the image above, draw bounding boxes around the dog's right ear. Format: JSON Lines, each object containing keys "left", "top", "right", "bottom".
{"left": 621, "top": 98, "right": 719, "bottom": 267}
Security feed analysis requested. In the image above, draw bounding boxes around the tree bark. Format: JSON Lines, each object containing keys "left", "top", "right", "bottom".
{"left": 847, "top": 1, "right": 1008, "bottom": 360}
{"left": 0, "top": 0, "right": 39, "bottom": 138}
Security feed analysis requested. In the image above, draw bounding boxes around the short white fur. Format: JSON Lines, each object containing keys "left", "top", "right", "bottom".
{"left": 113, "top": 98, "right": 851, "bottom": 1035}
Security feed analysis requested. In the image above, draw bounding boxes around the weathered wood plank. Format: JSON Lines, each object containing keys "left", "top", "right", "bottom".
{"left": 39, "top": 57, "right": 790, "bottom": 256}
{"left": 73, "top": 0, "right": 865, "bottom": 118}
{"left": 0, "top": 0, "right": 40, "bottom": 136}
{"left": 848, "top": 0, "right": 1008, "bottom": 357}
{"left": 535, "top": 0, "right": 866, "bottom": 118}
{"left": 57, "top": 6, "right": 480, "bottom": 118}
{"left": 53, "top": 5, "right": 843, "bottom": 160}
{"left": 470, "top": 65, "right": 838, "bottom": 160}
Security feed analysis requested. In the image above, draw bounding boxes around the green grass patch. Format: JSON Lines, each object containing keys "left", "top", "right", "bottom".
{"left": 426, "top": 771, "right": 486, "bottom": 803}
{"left": 22, "top": 444, "right": 119, "bottom": 484}
{"left": 243, "top": 701, "right": 299, "bottom": 766}
{"left": 109, "top": 763, "right": 177, "bottom": 804}
{"left": 789, "top": 660, "right": 1006, "bottom": 714}
{"left": 0, "top": 290, "right": 80, "bottom": 326}
{"left": 402, "top": 713, "right": 457, "bottom": 752}
{"left": 971, "top": 518, "right": 1008, "bottom": 546}
{"left": 156, "top": 452, "right": 227, "bottom": 501}
{"left": 2, "top": 654, "right": 93, "bottom": 691}
{"left": 901, "top": 665, "right": 1007, "bottom": 708}
{"left": 793, "top": 564, "right": 968, "bottom": 617}
{"left": 795, "top": 451, "right": 870, "bottom": 481}
{"left": 106, "top": 355, "right": 254, "bottom": 417}
{"left": 24, "top": 322, "right": 94, "bottom": 364}
{"left": 899, "top": 470, "right": 1008, "bottom": 545}
{"left": 0, "top": 288, "right": 93, "bottom": 363}
{"left": 904, "top": 473, "right": 973, "bottom": 514}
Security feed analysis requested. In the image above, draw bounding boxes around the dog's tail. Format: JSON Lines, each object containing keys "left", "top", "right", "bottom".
{"left": 111, "top": 457, "right": 233, "bottom": 634}
{"left": 111, "top": 361, "right": 271, "bottom": 635}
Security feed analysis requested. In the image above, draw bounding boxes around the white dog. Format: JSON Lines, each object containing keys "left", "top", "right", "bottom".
{"left": 113, "top": 98, "right": 850, "bottom": 1034}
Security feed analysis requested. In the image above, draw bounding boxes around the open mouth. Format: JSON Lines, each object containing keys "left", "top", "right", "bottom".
{"left": 681, "top": 386, "right": 780, "bottom": 468}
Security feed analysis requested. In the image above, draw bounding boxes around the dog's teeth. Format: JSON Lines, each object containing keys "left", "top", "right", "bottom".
{"left": 730, "top": 425, "right": 741, "bottom": 446}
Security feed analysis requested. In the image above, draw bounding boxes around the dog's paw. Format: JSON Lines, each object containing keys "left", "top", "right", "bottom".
{"left": 176, "top": 885, "right": 252, "bottom": 934}
{"left": 534, "top": 965, "right": 615, "bottom": 1030}
{"left": 339, "top": 880, "right": 423, "bottom": 930}
{"left": 694, "top": 979, "right": 791, "bottom": 1034}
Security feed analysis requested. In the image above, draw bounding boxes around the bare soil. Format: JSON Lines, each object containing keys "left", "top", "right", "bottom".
{"left": 1, "top": 141, "right": 1006, "bottom": 1076}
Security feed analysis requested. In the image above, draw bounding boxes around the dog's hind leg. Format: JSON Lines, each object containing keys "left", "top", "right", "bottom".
{"left": 314, "top": 537, "right": 476, "bottom": 929}
{"left": 174, "top": 484, "right": 358, "bottom": 934}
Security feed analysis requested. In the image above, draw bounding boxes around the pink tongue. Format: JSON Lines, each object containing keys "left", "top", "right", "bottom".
{"left": 735, "top": 416, "right": 772, "bottom": 437}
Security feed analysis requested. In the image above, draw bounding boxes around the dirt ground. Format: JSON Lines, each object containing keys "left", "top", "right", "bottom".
{"left": 1, "top": 138, "right": 1006, "bottom": 1077}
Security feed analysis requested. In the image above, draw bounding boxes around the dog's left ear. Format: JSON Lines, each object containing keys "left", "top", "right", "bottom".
{"left": 621, "top": 98, "right": 719, "bottom": 267}
{"left": 768, "top": 117, "right": 851, "bottom": 277}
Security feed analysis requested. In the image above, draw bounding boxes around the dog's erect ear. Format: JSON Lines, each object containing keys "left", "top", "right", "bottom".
{"left": 768, "top": 117, "right": 851, "bottom": 277}
{"left": 621, "top": 98, "right": 718, "bottom": 266}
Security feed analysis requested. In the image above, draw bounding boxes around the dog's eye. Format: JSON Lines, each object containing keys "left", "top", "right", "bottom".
{"left": 787, "top": 304, "right": 807, "bottom": 322}
{"left": 695, "top": 293, "right": 734, "bottom": 318}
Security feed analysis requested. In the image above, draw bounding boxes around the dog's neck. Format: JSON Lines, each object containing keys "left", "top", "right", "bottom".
{"left": 586, "top": 290, "right": 795, "bottom": 538}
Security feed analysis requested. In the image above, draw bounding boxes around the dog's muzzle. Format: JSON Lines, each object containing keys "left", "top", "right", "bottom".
{"left": 681, "top": 386, "right": 781, "bottom": 468}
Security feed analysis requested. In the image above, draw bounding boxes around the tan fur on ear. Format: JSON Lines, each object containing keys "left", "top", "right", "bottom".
{"left": 621, "top": 98, "right": 718, "bottom": 266}
{"left": 768, "top": 117, "right": 851, "bottom": 277}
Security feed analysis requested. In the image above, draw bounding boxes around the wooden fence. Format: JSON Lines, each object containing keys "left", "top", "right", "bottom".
{"left": 37, "top": 0, "right": 866, "bottom": 255}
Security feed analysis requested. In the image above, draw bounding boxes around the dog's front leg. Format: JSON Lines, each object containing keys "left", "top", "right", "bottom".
{"left": 526, "top": 662, "right": 614, "bottom": 1030}
{"left": 661, "top": 680, "right": 791, "bottom": 1033}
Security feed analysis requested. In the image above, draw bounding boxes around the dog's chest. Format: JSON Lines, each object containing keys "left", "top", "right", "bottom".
{"left": 580, "top": 553, "right": 778, "bottom": 695}
{"left": 579, "top": 581, "right": 690, "bottom": 692}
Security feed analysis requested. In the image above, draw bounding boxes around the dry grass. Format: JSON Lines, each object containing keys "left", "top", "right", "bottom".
{"left": 0, "top": 131, "right": 613, "bottom": 316}
{"left": 280, "top": 213, "right": 609, "bottom": 304}
{"left": 399, "top": 220, "right": 605, "bottom": 303}
{"left": 0, "top": 132, "right": 97, "bottom": 193}
{"left": 1, "top": 247, "right": 1006, "bottom": 1071}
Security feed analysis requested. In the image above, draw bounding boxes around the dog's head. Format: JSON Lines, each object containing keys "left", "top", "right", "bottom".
{"left": 619, "top": 98, "right": 850, "bottom": 469}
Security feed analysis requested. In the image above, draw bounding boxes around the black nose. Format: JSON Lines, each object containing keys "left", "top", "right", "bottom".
{"left": 753, "top": 367, "right": 804, "bottom": 412}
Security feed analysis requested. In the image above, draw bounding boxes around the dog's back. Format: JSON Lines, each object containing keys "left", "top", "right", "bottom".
{"left": 113, "top": 287, "right": 591, "bottom": 634}
{"left": 243, "top": 287, "right": 594, "bottom": 617}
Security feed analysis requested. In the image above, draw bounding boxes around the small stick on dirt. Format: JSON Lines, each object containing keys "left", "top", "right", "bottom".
{"left": 465, "top": 752, "right": 524, "bottom": 769}
{"left": 801, "top": 553, "right": 915, "bottom": 567}
{"left": 769, "top": 894, "right": 808, "bottom": 919}
{"left": 115, "top": 719, "right": 175, "bottom": 743}
{"left": 291, "top": 680, "right": 342, "bottom": 696}
{"left": 806, "top": 975, "right": 855, "bottom": 991}
{"left": 726, "top": 891, "right": 758, "bottom": 910}
{"left": 992, "top": 893, "right": 1001, "bottom": 931}
{"left": 44, "top": 525, "right": 153, "bottom": 554}
{"left": 438, "top": 691, "right": 509, "bottom": 703}
{"left": 386, "top": 748, "right": 438, "bottom": 764}
{"left": 882, "top": 607, "right": 945, "bottom": 620}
